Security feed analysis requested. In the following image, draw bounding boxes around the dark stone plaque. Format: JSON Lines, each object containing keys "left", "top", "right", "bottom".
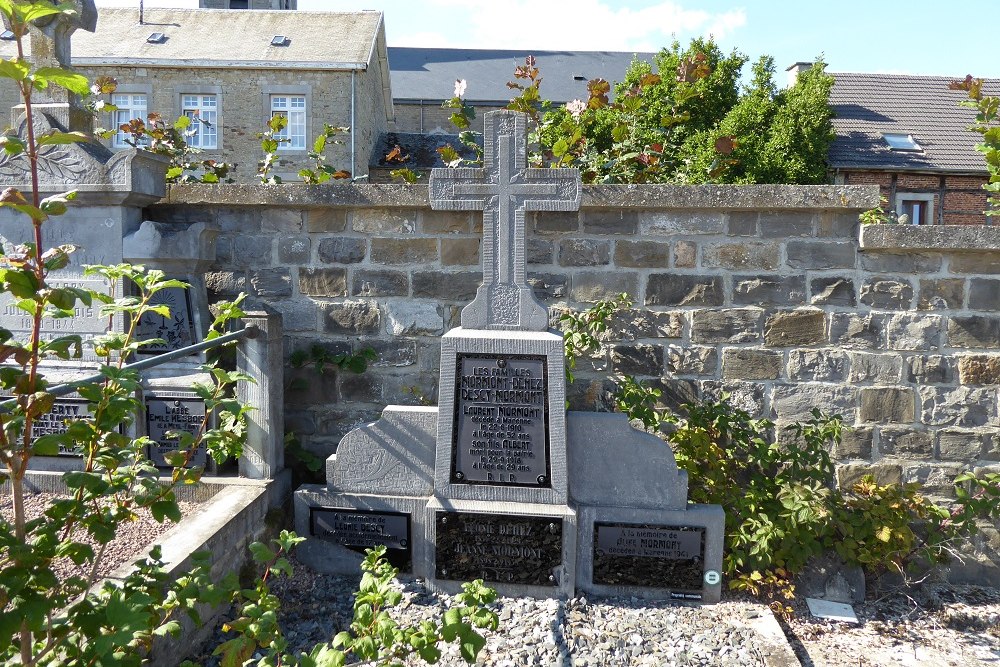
{"left": 33, "top": 397, "right": 90, "bottom": 456}
{"left": 435, "top": 511, "right": 562, "bottom": 586}
{"left": 145, "top": 395, "right": 207, "bottom": 467}
{"left": 311, "top": 508, "right": 412, "bottom": 572}
{"left": 452, "top": 354, "right": 550, "bottom": 487}
{"left": 135, "top": 286, "right": 196, "bottom": 355}
{"left": 593, "top": 523, "right": 705, "bottom": 597}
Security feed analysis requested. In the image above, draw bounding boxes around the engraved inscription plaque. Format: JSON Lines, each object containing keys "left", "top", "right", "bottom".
{"left": 135, "top": 287, "right": 195, "bottom": 355}
{"left": 33, "top": 397, "right": 91, "bottom": 456}
{"left": 435, "top": 511, "right": 562, "bottom": 586}
{"left": 593, "top": 523, "right": 705, "bottom": 597}
{"left": 311, "top": 508, "right": 412, "bottom": 571}
{"left": 452, "top": 354, "right": 550, "bottom": 486}
{"left": 145, "top": 395, "right": 207, "bottom": 467}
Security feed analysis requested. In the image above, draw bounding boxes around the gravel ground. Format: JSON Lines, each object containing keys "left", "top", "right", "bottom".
{"left": 188, "top": 554, "right": 772, "bottom": 667}
{"left": 0, "top": 491, "right": 197, "bottom": 583}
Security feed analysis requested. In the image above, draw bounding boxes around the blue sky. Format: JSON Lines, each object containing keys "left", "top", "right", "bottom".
{"left": 98, "top": 0, "right": 1000, "bottom": 80}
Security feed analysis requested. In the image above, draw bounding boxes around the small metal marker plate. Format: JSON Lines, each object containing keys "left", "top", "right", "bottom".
{"left": 593, "top": 523, "right": 705, "bottom": 597}
{"left": 311, "top": 508, "right": 412, "bottom": 571}
{"left": 435, "top": 511, "right": 562, "bottom": 586}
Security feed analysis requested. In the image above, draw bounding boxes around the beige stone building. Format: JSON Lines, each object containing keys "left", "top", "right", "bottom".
{"left": 0, "top": 8, "right": 392, "bottom": 183}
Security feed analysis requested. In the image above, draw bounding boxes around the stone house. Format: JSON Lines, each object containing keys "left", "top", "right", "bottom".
{"left": 827, "top": 70, "right": 998, "bottom": 225}
{"left": 0, "top": 7, "right": 393, "bottom": 183}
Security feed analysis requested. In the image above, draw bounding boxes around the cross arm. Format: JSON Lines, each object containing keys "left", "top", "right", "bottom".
{"left": 429, "top": 167, "right": 488, "bottom": 211}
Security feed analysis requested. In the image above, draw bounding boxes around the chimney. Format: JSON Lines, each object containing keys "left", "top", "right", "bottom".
{"left": 785, "top": 61, "right": 813, "bottom": 87}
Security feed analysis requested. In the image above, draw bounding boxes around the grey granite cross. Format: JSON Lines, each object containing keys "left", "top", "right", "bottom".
{"left": 429, "top": 110, "right": 581, "bottom": 331}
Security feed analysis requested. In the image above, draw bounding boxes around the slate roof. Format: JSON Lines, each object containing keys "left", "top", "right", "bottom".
{"left": 829, "top": 72, "right": 999, "bottom": 173}
{"left": 388, "top": 47, "right": 656, "bottom": 104}
{"left": 0, "top": 8, "right": 384, "bottom": 69}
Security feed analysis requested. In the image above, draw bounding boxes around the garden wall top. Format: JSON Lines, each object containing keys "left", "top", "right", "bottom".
{"left": 164, "top": 183, "right": 879, "bottom": 211}
{"left": 860, "top": 223, "right": 1000, "bottom": 251}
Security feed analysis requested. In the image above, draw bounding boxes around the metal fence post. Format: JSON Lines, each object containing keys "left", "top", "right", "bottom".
{"left": 237, "top": 307, "right": 284, "bottom": 479}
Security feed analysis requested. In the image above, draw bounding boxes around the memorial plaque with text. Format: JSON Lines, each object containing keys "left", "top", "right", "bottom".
{"left": 145, "top": 395, "right": 207, "bottom": 467}
{"left": 311, "top": 508, "right": 412, "bottom": 571}
{"left": 435, "top": 511, "right": 562, "bottom": 586}
{"left": 593, "top": 523, "right": 705, "bottom": 597}
{"left": 33, "top": 398, "right": 91, "bottom": 456}
{"left": 135, "top": 287, "right": 196, "bottom": 355}
{"left": 452, "top": 354, "right": 549, "bottom": 487}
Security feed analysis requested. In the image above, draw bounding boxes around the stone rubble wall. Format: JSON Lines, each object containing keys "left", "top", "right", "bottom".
{"left": 155, "top": 184, "right": 1000, "bottom": 505}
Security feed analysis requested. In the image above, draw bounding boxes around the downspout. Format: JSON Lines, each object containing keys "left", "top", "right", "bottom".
{"left": 351, "top": 69, "right": 356, "bottom": 180}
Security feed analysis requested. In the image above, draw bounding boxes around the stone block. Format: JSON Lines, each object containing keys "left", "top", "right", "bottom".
{"left": 878, "top": 428, "right": 933, "bottom": 459}
{"left": 231, "top": 235, "right": 272, "bottom": 265}
{"left": 733, "top": 274, "right": 806, "bottom": 306}
{"left": 690, "top": 308, "right": 763, "bottom": 344}
{"left": 787, "top": 349, "right": 848, "bottom": 382}
{"left": 613, "top": 240, "right": 670, "bottom": 268}
{"left": 702, "top": 242, "right": 779, "bottom": 270}
{"left": 533, "top": 210, "right": 579, "bottom": 233}
{"left": 764, "top": 309, "right": 826, "bottom": 347}
{"left": 645, "top": 274, "right": 723, "bottom": 307}
{"left": 969, "top": 278, "right": 1000, "bottom": 311}
{"left": 834, "top": 427, "right": 873, "bottom": 460}
{"left": 440, "top": 237, "right": 480, "bottom": 266}
{"left": 527, "top": 272, "right": 568, "bottom": 300}
{"left": 271, "top": 299, "right": 318, "bottom": 332}
{"left": 421, "top": 210, "right": 471, "bottom": 233}
{"left": 903, "top": 463, "right": 968, "bottom": 499}
{"left": 837, "top": 463, "right": 902, "bottom": 488}
{"left": 370, "top": 238, "right": 437, "bottom": 265}
{"left": 641, "top": 211, "right": 724, "bottom": 235}
{"left": 817, "top": 212, "right": 858, "bottom": 238}
{"left": 307, "top": 209, "right": 347, "bottom": 233}
{"left": 250, "top": 268, "right": 291, "bottom": 297}
{"left": 611, "top": 344, "right": 664, "bottom": 376}
{"left": 324, "top": 299, "right": 380, "bottom": 335}
{"left": 702, "top": 381, "right": 766, "bottom": 417}
{"left": 526, "top": 238, "right": 553, "bottom": 264}
{"left": 338, "top": 372, "right": 384, "bottom": 403}
{"left": 318, "top": 237, "right": 366, "bottom": 264}
{"left": 262, "top": 208, "right": 304, "bottom": 232}
{"left": 298, "top": 267, "right": 346, "bottom": 297}
{"left": 360, "top": 338, "right": 417, "bottom": 367}
{"left": 722, "top": 348, "right": 782, "bottom": 380}
{"left": 384, "top": 301, "right": 443, "bottom": 336}
{"left": 948, "top": 316, "right": 1000, "bottom": 348}
{"left": 278, "top": 235, "right": 311, "bottom": 264}
{"left": 558, "top": 239, "right": 611, "bottom": 266}
{"left": 352, "top": 269, "right": 409, "bottom": 297}
{"left": 919, "top": 278, "right": 965, "bottom": 311}
{"left": 566, "top": 377, "right": 617, "bottom": 412}
{"left": 786, "top": 241, "right": 856, "bottom": 269}
{"left": 830, "top": 313, "right": 884, "bottom": 349}
{"left": 581, "top": 210, "right": 639, "bottom": 235}
{"left": 605, "top": 309, "right": 684, "bottom": 341}
{"left": 858, "top": 252, "right": 942, "bottom": 273}
{"left": 906, "top": 355, "right": 955, "bottom": 384}
{"left": 859, "top": 278, "right": 913, "bottom": 309}
{"left": 382, "top": 372, "right": 438, "bottom": 407}
{"left": 772, "top": 384, "right": 857, "bottom": 422}
{"left": 884, "top": 313, "right": 942, "bottom": 351}
{"left": 352, "top": 209, "right": 417, "bottom": 233}
{"left": 673, "top": 241, "right": 697, "bottom": 268}
{"left": 810, "top": 277, "right": 856, "bottom": 307}
{"left": 938, "top": 430, "right": 988, "bottom": 462}
{"left": 919, "top": 386, "right": 998, "bottom": 427}
{"left": 859, "top": 387, "right": 915, "bottom": 423}
{"left": 848, "top": 352, "right": 902, "bottom": 384}
{"left": 648, "top": 378, "right": 700, "bottom": 414}
{"left": 758, "top": 211, "right": 814, "bottom": 238}
{"left": 205, "top": 270, "right": 246, "bottom": 299}
{"left": 285, "top": 365, "right": 338, "bottom": 406}
{"left": 958, "top": 355, "right": 1000, "bottom": 385}
{"left": 412, "top": 271, "right": 481, "bottom": 301}
{"left": 665, "top": 345, "right": 718, "bottom": 376}
{"left": 727, "top": 212, "right": 757, "bottom": 236}
{"left": 949, "top": 252, "right": 1000, "bottom": 274}
{"left": 570, "top": 271, "right": 638, "bottom": 303}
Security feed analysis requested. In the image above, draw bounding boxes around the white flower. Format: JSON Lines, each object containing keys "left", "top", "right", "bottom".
{"left": 566, "top": 99, "right": 587, "bottom": 118}
{"left": 454, "top": 79, "right": 467, "bottom": 98}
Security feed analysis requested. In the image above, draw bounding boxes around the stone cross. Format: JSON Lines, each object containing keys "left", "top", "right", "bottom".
{"left": 429, "top": 110, "right": 581, "bottom": 331}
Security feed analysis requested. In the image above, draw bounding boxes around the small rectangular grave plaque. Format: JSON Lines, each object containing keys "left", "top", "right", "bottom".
{"left": 311, "top": 508, "right": 412, "bottom": 571}
{"left": 33, "top": 397, "right": 91, "bottom": 456}
{"left": 452, "top": 354, "right": 550, "bottom": 487}
{"left": 435, "top": 511, "right": 562, "bottom": 586}
{"left": 593, "top": 523, "right": 705, "bottom": 596}
{"left": 145, "top": 395, "right": 207, "bottom": 467}
{"left": 135, "top": 287, "right": 196, "bottom": 355}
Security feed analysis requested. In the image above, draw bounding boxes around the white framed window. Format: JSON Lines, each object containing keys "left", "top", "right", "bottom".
{"left": 895, "top": 193, "right": 935, "bottom": 225}
{"left": 112, "top": 93, "right": 148, "bottom": 148}
{"left": 182, "top": 94, "right": 218, "bottom": 149}
{"left": 270, "top": 94, "right": 306, "bottom": 150}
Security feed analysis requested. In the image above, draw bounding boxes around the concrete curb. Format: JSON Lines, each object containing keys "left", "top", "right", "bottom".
{"left": 746, "top": 609, "right": 802, "bottom": 667}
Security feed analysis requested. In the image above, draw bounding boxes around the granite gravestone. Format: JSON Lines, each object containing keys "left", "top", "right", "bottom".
{"left": 294, "top": 109, "right": 725, "bottom": 602}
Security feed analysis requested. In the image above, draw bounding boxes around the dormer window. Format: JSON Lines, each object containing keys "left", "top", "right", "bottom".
{"left": 883, "top": 133, "right": 922, "bottom": 151}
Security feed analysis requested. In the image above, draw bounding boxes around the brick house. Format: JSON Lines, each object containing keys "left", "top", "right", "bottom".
{"left": 827, "top": 71, "right": 998, "bottom": 225}
{"left": 0, "top": 7, "right": 393, "bottom": 183}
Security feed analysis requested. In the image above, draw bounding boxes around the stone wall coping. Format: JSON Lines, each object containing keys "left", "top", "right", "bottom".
{"left": 164, "top": 183, "right": 878, "bottom": 211}
{"left": 860, "top": 224, "right": 1000, "bottom": 251}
